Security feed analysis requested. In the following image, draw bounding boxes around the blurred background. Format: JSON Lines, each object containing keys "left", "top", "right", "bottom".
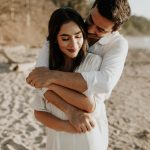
{"left": 0, "top": 0, "right": 150, "bottom": 150}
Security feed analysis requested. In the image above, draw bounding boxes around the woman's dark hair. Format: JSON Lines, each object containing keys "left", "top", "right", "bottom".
{"left": 47, "top": 7, "right": 88, "bottom": 71}
{"left": 92, "top": 0, "right": 131, "bottom": 31}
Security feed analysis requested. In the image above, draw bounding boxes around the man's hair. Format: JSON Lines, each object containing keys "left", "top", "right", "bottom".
{"left": 93, "top": 0, "right": 131, "bottom": 31}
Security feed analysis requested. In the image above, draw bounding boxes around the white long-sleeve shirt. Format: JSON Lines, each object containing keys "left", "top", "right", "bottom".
{"left": 82, "top": 31, "right": 128, "bottom": 100}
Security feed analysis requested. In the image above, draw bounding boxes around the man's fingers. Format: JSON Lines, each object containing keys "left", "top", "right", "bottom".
{"left": 26, "top": 76, "right": 30, "bottom": 83}
{"left": 26, "top": 76, "right": 33, "bottom": 85}
{"left": 26, "top": 71, "right": 35, "bottom": 83}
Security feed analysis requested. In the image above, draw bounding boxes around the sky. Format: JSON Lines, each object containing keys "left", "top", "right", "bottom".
{"left": 129, "top": 0, "right": 150, "bottom": 19}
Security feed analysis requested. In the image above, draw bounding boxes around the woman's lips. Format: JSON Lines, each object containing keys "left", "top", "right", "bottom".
{"left": 67, "top": 49, "right": 76, "bottom": 53}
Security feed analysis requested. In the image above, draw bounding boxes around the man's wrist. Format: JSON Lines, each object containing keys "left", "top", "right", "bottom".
{"left": 51, "top": 70, "right": 60, "bottom": 84}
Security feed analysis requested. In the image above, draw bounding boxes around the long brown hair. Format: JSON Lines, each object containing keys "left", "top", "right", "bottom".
{"left": 47, "top": 7, "right": 88, "bottom": 71}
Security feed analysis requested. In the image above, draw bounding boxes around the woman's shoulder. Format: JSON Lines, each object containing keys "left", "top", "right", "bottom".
{"left": 84, "top": 53, "right": 102, "bottom": 64}
{"left": 75, "top": 53, "right": 102, "bottom": 72}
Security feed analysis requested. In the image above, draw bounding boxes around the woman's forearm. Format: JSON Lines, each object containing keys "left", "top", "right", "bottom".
{"left": 44, "top": 90, "right": 79, "bottom": 115}
{"left": 34, "top": 110, "right": 77, "bottom": 133}
{"left": 41, "top": 91, "right": 95, "bottom": 132}
{"left": 49, "top": 84, "right": 95, "bottom": 113}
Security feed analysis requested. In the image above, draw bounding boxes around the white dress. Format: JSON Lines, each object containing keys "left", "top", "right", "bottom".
{"left": 32, "top": 53, "right": 108, "bottom": 150}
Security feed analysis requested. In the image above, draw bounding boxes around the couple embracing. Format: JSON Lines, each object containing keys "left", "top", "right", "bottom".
{"left": 26, "top": 0, "right": 131, "bottom": 150}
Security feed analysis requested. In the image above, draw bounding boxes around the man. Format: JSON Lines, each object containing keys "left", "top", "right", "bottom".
{"left": 27, "top": 0, "right": 131, "bottom": 148}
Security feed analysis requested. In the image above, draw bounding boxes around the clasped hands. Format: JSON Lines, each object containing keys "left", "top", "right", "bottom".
{"left": 26, "top": 67, "right": 96, "bottom": 133}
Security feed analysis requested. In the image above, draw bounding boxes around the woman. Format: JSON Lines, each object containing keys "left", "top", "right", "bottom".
{"left": 29, "top": 7, "right": 107, "bottom": 150}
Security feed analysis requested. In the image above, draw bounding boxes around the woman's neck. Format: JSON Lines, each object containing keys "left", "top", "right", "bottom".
{"left": 62, "top": 57, "right": 74, "bottom": 72}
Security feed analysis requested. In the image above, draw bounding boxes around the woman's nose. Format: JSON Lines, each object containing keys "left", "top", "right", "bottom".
{"left": 69, "top": 38, "right": 76, "bottom": 48}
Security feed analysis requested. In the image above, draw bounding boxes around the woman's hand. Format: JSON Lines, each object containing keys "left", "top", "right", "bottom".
{"left": 62, "top": 120, "right": 79, "bottom": 133}
{"left": 67, "top": 107, "right": 96, "bottom": 133}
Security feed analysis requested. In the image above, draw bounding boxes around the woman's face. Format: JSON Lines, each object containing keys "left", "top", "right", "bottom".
{"left": 57, "top": 21, "right": 84, "bottom": 59}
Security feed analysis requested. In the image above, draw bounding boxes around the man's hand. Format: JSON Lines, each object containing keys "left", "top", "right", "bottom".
{"left": 67, "top": 107, "right": 96, "bottom": 133}
{"left": 26, "top": 67, "right": 56, "bottom": 88}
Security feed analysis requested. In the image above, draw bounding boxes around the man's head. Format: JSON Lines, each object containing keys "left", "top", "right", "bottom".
{"left": 86, "top": 0, "right": 131, "bottom": 43}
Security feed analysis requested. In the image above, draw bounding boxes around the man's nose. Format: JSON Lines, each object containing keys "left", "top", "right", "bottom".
{"left": 88, "top": 25, "right": 96, "bottom": 34}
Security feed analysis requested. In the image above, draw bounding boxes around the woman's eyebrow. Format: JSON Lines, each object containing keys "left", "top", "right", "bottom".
{"left": 60, "top": 31, "right": 82, "bottom": 36}
{"left": 74, "top": 31, "right": 82, "bottom": 35}
{"left": 60, "top": 34, "right": 69, "bottom": 36}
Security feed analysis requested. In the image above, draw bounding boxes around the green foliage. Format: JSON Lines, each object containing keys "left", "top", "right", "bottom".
{"left": 121, "top": 16, "right": 150, "bottom": 36}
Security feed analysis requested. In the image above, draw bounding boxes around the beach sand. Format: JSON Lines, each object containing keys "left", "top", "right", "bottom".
{"left": 0, "top": 48, "right": 150, "bottom": 150}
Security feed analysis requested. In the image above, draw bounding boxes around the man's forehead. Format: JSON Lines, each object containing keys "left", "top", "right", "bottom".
{"left": 90, "top": 7, "right": 114, "bottom": 30}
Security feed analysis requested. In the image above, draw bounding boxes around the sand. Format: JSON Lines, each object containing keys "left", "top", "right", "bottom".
{"left": 0, "top": 47, "right": 150, "bottom": 150}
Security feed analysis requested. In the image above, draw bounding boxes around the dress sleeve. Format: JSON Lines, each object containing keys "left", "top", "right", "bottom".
{"left": 81, "top": 38, "right": 128, "bottom": 95}
{"left": 31, "top": 41, "right": 50, "bottom": 111}
{"left": 31, "top": 90, "right": 47, "bottom": 111}
{"left": 75, "top": 53, "right": 102, "bottom": 72}
{"left": 35, "top": 40, "right": 49, "bottom": 67}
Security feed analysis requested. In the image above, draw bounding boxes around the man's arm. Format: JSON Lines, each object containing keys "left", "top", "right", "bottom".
{"left": 34, "top": 110, "right": 77, "bottom": 133}
{"left": 26, "top": 67, "right": 87, "bottom": 93}
{"left": 54, "top": 71, "right": 87, "bottom": 92}
{"left": 81, "top": 39, "right": 128, "bottom": 94}
{"left": 27, "top": 38, "right": 128, "bottom": 95}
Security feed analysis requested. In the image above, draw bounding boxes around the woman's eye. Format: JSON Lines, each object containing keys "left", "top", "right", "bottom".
{"left": 75, "top": 35, "right": 82, "bottom": 38}
{"left": 62, "top": 38, "right": 69, "bottom": 41}
{"left": 75, "top": 36, "right": 81, "bottom": 38}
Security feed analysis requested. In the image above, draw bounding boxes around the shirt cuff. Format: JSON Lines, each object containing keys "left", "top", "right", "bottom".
{"left": 39, "top": 88, "right": 49, "bottom": 99}
{"left": 81, "top": 71, "right": 96, "bottom": 97}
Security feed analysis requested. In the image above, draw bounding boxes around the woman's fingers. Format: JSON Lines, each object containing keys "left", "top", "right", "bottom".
{"left": 85, "top": 122, "right": 93, "bottom": 131}
{"left": 89, "top": 120, "right": 95, "bottom": 128}
{"left": 79, "top": 119, "right": 96, "bottom": 133}
{"left": 80, "top": 124, "right": 87, "bottom": 133}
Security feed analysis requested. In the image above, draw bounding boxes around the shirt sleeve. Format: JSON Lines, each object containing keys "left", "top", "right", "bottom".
{"left": 76, "top": 53, "right": 102, "bottom": 104}
{"left": 81, "top": 38, "right": 128, "bottom": 95}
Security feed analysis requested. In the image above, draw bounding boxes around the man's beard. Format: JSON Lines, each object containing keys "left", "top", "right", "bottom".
{"left": 87, "top": 34, "right": 101, "bottom": 46}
